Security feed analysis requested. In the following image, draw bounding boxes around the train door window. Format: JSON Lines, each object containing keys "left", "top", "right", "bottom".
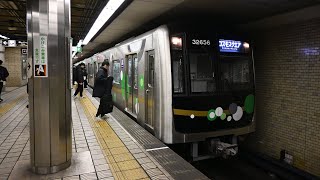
{"left": 126, "top": 55, "right": 133, "bottom": 112}
{"left": 171, "top": 34, "right": 185, "bottom": 93}
{"left": 112, "top": 60, "right": 120, "bottom": 83}
{"left": 132, "top": 54, "right": 138, "bottom": 115}
{"left": 189, "top": 49, "right": 215, "bottom": 93}
{"left": 145, "top": 50, "right": 155, "bottom": 129}
{"left": 220, "top": 55, "right": 253, "bottom": 91}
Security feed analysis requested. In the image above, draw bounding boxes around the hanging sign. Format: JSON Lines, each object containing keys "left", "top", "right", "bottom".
{"left": 34, "top": 36, "right": 48, "bottom": 77}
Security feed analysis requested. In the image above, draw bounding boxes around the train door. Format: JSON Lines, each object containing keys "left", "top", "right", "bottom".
{"left": 145, "top": 50, "right": 155, "bottom": 129}
{"left": 125, "top": 54, "right": 138, "bottom": 115}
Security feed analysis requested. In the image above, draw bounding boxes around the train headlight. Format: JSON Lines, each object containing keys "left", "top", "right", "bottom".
{"left": 171, "top": 37, "right": 182, "bottom": 47}
{"left": 243, "top": 42, "right": 250, "bottom": 49}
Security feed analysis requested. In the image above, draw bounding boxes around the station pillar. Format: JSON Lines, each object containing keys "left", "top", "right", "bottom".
{"left": 27, "top": 0, "right": 72, "bottom": 174}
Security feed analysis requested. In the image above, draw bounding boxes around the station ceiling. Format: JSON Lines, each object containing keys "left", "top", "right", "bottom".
{"left": 0, "top": 0, "right": 106, "bottom": 43}
{"left": 77, "top": 0, "right": 320, "bottom": 61}
{"left": 1, "top": 0, "right": 320, "bottom": 61}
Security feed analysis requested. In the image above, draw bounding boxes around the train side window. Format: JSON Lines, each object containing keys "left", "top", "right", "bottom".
{"left": 171, "top": 34, "right": 185, "bottom": 93}
{"left": 112, "top": 60, "right": 120, "bottom": 84}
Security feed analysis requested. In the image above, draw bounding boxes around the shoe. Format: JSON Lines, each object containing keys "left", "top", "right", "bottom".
{"left": 26, "top": 105, "right": 29, "bottom": 108}
{"left": 95, "top": 116, "right": 101, "bottom": 121}
{"left": 101, "top": 115, "right": 109, "bottom": 120}
{"left": 73, "top": 95, "right": 77, "bottom": 99}
{"left": 80, "top": 96, "right": 85, "bottom": 99}
{"left": 0, "top": 99, "right": 3, "bottom": 102}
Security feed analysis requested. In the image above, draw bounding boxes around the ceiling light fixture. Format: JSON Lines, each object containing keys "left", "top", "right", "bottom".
{"left": 82, "top": 0, "right": 125, "bottom": 45}
{"left": 0, "top": 34, "right": 9, "bottom": 39}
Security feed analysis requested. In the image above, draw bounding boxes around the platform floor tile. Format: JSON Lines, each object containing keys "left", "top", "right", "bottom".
{"left": 79, "top": 93, "right": 150, "bottom": 180}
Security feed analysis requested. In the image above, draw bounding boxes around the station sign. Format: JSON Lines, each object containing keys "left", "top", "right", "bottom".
{"left": 2, "top": 40, "right": 17, "bottom": 47}
{"left": 34, "top": 36, "right": 48, "bottom": 77}
{"left": 2, "top": 40, "right": 28, "bottom": 47}
{"left": 219, "top": 39, "right": 250, "bottom": 53}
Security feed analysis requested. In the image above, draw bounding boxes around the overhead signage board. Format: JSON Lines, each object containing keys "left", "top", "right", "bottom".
{"left": 2, "top": 40, "right": 27, "bottom": 47}
{"left": 219, "top": 39, "right": 250, "bottom": 53}
{"left": 2, "top": 40, "right": 17, "bottom": 47}
{"left": 8, "top": 40, "right": 16, "bottom": 47}
{"left": 34, "top": 36, "right": 48, "bottom": 77}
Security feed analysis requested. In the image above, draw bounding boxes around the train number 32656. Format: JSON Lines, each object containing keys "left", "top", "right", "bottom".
{"left": 192, "top": 39, "right": 210, "bottom": 46}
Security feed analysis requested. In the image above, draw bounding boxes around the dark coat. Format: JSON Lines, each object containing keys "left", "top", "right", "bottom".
{"left": 92, "top": 67, "right": 109, "bottom": 98}
{"left": 99, "top": 77, "right": 114, "bottom": 114}
{"left": 75, "top": 66, "right": 87, "bottom": 83}
{"left": 0, "top": 66, "right": 9, "bottom": 81}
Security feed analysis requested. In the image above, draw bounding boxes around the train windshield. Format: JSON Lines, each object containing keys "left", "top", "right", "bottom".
{"left": 220, "top": 55, "right": 254, "bottom": 91}
{"left": 189, "top": 48, "right": 215, "bottom": 93}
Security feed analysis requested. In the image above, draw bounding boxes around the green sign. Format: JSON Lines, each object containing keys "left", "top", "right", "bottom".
{"left": 77, "top": 46, "right": 82, "bottom": 53}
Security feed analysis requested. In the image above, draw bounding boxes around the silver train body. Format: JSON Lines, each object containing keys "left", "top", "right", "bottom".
{"left": 77, "top": 24, "right": 256, "bottom": 145}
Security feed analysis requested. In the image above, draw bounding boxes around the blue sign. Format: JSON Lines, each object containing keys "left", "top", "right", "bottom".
{"left": 219, "top": 39, "right": 247, "bottom": 53}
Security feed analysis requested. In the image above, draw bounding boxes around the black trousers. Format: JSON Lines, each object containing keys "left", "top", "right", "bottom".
{"left": 84, "top": 80, "right": 88, "bottom": 88}
{"left": 74, "top": 83, "right": 83, "bottom": 97}
{"left": 96, "top": 99, "right": 105, "bottom": 117}
{"left": 0, "top": 82, "right": 3, "bottom": 99}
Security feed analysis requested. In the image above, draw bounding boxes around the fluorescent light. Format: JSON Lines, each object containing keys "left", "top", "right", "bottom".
{"left": 82, "top": 0, "right": 125, "bottom": 45}
{"left": 0, "top": 34, "right": 9, "bottom": 39}
{"left": 72, "top": 51, "right": 76, "bottom": 58}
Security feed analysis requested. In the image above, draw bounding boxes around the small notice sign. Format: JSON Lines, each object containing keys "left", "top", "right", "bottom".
{"left": 34, "top": 36, "right": 48, "bottom": 77}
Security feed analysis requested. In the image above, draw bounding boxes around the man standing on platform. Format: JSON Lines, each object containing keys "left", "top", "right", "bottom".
{"left": 0, "top": 60, "right": 9, "bottom": 102}
{"left": 73, "top": 63, "right": 86, "bottom": 98}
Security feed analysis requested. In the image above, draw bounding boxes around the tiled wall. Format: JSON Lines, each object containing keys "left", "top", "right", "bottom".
{"left": 244, "top": 18, "right": 320, "bottom": 176}
{"left": 4, "top": 47, "right": 28, "bottom": 87}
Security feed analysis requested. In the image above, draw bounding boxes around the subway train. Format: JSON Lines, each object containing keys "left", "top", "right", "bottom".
{"left": 76, "top": 23, "right": 256, "bottom": 160}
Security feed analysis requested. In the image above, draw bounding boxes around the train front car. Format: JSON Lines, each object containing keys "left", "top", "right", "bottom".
{"left": 169, "top": 31, "right": 255, "bottom": 160}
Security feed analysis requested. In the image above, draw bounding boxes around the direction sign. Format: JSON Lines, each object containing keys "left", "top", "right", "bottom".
{"left": 8, "top": 40, "right": 17, "bottom": 47}
{"left": 34, "top": 36, "right": 48, "bottom": 77}
{"left": 2, "top": 40, "right": 18, "bottom": 47}
{"left": 2, "top": 40, "right": 8, "bottom": 46}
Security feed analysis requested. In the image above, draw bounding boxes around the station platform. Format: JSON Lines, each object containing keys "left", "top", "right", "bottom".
{"left": 0, "top": 86, "right": 208, "bottom": 180}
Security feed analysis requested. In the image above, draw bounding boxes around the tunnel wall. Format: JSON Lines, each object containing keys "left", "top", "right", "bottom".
{"left": 245, "top": 18, "right": 320, "bottom": 176}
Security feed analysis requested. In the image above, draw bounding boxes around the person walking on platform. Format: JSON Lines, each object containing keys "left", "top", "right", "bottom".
{"left": 92, "top": 60, "right": 113, "bottom": 120}
{"left": 83, "top": 66, "right": 88, "bottom": 89}
{"left": 0, "top": 60, "right": 9, "bottom": 103}
{"left": 73, "top": 63, "right": 87, "bottom": 98}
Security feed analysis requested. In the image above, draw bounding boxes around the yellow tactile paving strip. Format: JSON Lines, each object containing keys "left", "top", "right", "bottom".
{"left": 80, "top": 94, "right": 150, "bottom": 180}
{"left": 0, "top": 94, "right": 27, "bottom": 117}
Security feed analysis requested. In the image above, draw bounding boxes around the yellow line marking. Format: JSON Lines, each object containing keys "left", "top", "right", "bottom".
{"left": 173, "top": 109, "right": 208, "bottom": 117}
{"left": 0, "top": 94, "right": 27, "bottom": 117}
{"left": 79, "top": 94, "right": 150, "bottom": 180}
{"left": 173, "top": 107, "right": 245, "bottom": 117}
